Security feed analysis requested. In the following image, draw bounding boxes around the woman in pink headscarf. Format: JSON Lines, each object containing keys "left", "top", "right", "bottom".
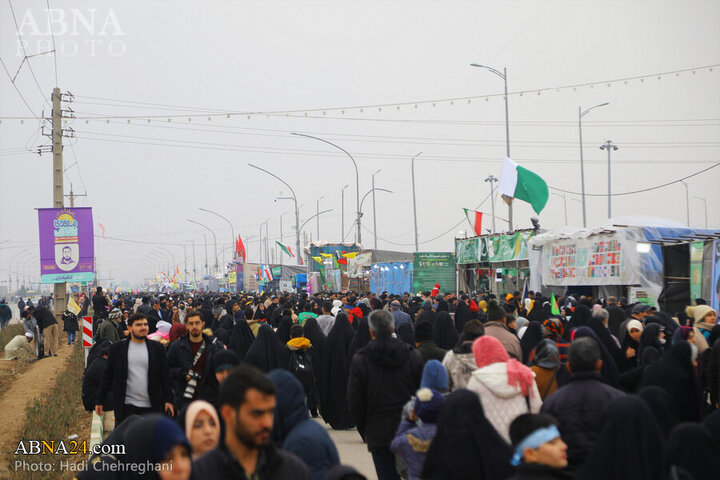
{"left": 466, "top": 335, "right": 542, "bottom": 443}
{"left": 184, "top": 400, "right": 220, "bottom": 459}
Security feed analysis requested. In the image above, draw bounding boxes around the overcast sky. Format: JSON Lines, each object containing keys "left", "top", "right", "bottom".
{"left": 1, "top": 0, "right": 719, "bottom": 287}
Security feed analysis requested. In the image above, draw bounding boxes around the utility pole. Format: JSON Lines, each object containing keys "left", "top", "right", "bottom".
{"left": 484, "top": 175, "right": 498, "bottom": 233}
{"left": 680, "top": 181, "right": 690, "bottom": 227}
{"left": 65, "top": 184, "right": 87, "bottom": 208}
{"left": 191, "top": 240, "right": 197, "bottom": 285}
{"left": 599, "top": 140, "right": 619, "bottom": 219}
{"left": 411, "top": 153, "right": 422, "bottom": 252}
{"left": 341, "top": 185, "right": 348, "bottom": 242}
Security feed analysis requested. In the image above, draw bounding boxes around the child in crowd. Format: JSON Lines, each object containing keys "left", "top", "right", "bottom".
{"left": 508, "top": 413, "right": 571, "bottom": 480}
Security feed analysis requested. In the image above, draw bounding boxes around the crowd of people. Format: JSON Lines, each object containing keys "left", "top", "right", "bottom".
{"left": 14, "top": 286, "right": 720, "bottom": 479}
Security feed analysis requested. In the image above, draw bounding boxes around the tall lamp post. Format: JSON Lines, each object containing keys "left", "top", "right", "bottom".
{"left": 249, "top": 163, "right": 302, "bottom": 266}
{"left": 693, "top": 196, "right": 708, "bottom": 228}
{"left": 599, "top": 140, "right": 619, "bottom": 219}
{"left": 341, "top": 185, "right": 349, "bottom": 241}
{"left": 360, "top": 188, "right": 393, "bottom": 220}
{"left": 316, "top": 195, "right": 324, "bottom": 241}
{"left": 411, "top": 152, "right": 423, "bottom": 252}
{"left": 291, "top": 132, "right": 361, "bottom": 244}
{"left": 484, "top": 175, "right": 498, "bottom": 233}
{"left": 371, "top": 169, "right": 382, "bottom": 249}
{"left": 680, "top": 181, "right": 690, "bottom": 227}
{"left": 578, "top": 102, "right": 609, "bottom": 227}
{"left": 187, "top": 219, "right": 218, "bottom": 273}
{"left": 199, "top": 207, "right": 235, "bottom": 260}
{"left": 551, "top": 192, "right": 568, "bottom": 226}
{"left": 471, "top": 63, "right": 512, "bottom": 231}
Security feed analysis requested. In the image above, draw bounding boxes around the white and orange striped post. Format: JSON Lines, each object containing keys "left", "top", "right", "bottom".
{"left": 83, "top": 316, "right": 93, "bottom": 366}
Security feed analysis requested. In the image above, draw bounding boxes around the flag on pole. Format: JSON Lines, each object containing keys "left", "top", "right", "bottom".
{"left": 497, "top": 156, "right": 549, "bottom": 214}
{"left": 236, "top": 235, "right": 247, "bottom": 263}
{"left": 311, "top": 256, "right": 323, "bottom": 265}
{"left": 319, "top": 253, "right": 333, "bottom": 258}
{"left": 550, "top": 293, "right": 561, "bottom": 316}
{"left": 342, "top": 251, "right": 360, "bottom": 259}
{"left": 67, "top": 296, "right": 81, "bottom": 315}
{"left": 463, "top": 208, "right": 483, "bottom": 236}
{"left": 275, "top": 241, "right": 295, "bottom": 258}
{"left": 263, "top": 265, "right": 273, "bottom": 281}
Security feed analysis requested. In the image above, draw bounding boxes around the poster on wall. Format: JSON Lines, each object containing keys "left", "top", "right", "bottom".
{"left": 541, "top": 237, "right": 636, "bottom": 286}
{"left": 413, "top": 252, "right": 456, "bottom": 293}
{"left": 689, "top": 241, "right": 704, "bottom": 302}
{"left": 712, "top": 240, "right": 720, "bottom": 311}
{"left": 38, "top": 207, "right": 95, "bottom": 284}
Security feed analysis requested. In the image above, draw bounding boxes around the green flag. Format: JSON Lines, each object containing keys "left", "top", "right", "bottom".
{"left": 550, "top": 293, "right": 560, "bottom": 316}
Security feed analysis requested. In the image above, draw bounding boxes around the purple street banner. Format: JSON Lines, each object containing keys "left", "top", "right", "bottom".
{"left": 38, "top": 207, "right": 95, "bottom": 283}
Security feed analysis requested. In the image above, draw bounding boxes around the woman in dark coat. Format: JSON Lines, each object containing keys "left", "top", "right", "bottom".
{"left": 276, "top": 313, "right": 293, "bottom": 345}
{"left": 227, "top": 319, "right": 255, "bottom": 360}
{"left": 638, "top": 323, "right": 665, "bottom": 367}
{"left": 520, "top": 321, "right": 545, "bottom": 365}
{"left": 320, "top": 312, "right": 355, "bottom": 429}
{"left": 578, "top": 396, "right": 667, "bottom": 480}
{"left": 417, "top": 302, "right": 437, "bottom": 326}
{"left": 641, "top": 341, "right": 702, "bottom": 423}
{"left": 422, "top": 389, "right": 513, "bottom": 480}
{"left": 433, "top": 311, "right": 459, "bottom": 350}
{"left": 562, "top": 304, "right": 592, "bottom": 340}
{"left": 347, "top": 317, "right": 372, "bottom": 363}
{"left": 637, "top": 386, "right": 679, "bottom": 439}
{"left": 571, "top": 326, "right": 620, "bottom": 387}
{"left": 244, "top": 324, "right": 288, "bottom": 373}
{"left": 62, "top": 310, "right": 79, "bottom": 345}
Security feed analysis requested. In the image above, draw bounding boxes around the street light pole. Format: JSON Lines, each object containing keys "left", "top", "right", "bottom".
{"left": 291, "top": 133, "right": 361, "bottom": 244}
{"left": 579, "top": 103, "right": 609, "bottom": 227}
{"left": 360, "top": 188, "right": 393, "bottom": 218}
{"left": 484, "top": 175, "right": 498, "bottom": 233}
{"left": 552, "top": 192, "right": 568, "bottom": 225}
{"left": 681, "top": 181, "right": 690, "bottom": 227}
{"left": 199, "top": 207, "right": 235, "bottom": 260}
{"left": 249, "top": 163, "right": 301, "bottom": 266}
{"left": 372, "top": 169, "right": 382, "bottom": 249}
{"left": 316, "top": 195, "right": 324, "bottom": 241}
{"left": 471, "top": 63, "right": 512, "bottom": 231}
{"left": 411, "top": 152, "right": 423, "bottom": 252}
{"left": 599, "top": 140, "right": 619, "bottom": 219}
{"left": 187, "top": 219, "right": 218, "bottom": 274}
{"left": 341, "top": 185, "right": 349, "bottom": 242}
{"left": 693, "top": 196, "right": 708, "bottom": 228}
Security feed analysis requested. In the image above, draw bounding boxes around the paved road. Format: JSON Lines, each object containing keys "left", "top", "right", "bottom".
{"left": 317, "top": 420, "right": 376, "bottom": 479}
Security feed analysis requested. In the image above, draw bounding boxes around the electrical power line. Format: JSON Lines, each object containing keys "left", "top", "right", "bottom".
{"left": 0, "top": 56, "right": 41, "bottom": 120}
{"left": 8, "top": 0, "right": 50, "bottom": 106}
{"left": 46, "top": 0, "right": 58, "bottom": 86}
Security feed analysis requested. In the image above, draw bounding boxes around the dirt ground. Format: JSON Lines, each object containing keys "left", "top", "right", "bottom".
{"left": 0, "top": 340, "right": 75, "bottom": 476}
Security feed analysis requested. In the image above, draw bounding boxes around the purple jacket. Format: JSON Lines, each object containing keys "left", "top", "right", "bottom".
{"left": 390, "top": 420, "right": 437, "bottom": 480}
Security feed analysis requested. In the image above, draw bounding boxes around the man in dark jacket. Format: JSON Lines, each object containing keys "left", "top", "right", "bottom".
{"left": 82, "top": 345, "right": 113, "bottom": 412}
{"left": 146, "top": 300, "right": 165, "bottom": 333}
{"left": 268, "top": 369, "right": 340, "bottom": 480}
{"left": 414, "top": 321, "right": 447, "bottom": 364}
{"left": 167, "top": 311, "right": 225, "bottom": 409}
{"left": 92, "top": 287, "right": 109, "bottom": 320}
{"left": 27, "top": 305, "right": 59, "bottom": 357}
{"left": 541, "top": 337, "right": 625, "bottom": 471}
{"left": 347, "top": 309, "right": 424, "bottom": 480}
{"left": 193, "top": 365, "right": 313, "bottom": 480}
{"left": 95, "top": 312, "right": 174, "bottom": 424}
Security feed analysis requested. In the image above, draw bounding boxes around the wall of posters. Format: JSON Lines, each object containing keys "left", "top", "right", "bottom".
{"left": 455, "top": 232, "right": 534, "bottom": 265}
{"left": 38, "top": 207, "right": 95, "bottom": 283}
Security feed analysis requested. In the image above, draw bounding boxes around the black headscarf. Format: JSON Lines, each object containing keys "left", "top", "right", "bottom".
{"left": 321, "top": 312, "right": 355, "bottom": 429}
{"left": 347, "top": 317, "right": 372, "bottom": 363}
{"left": 527, "top": 302, "right": 549, "bottom": 323}
{"left": 563, "top": 304, "right": 592, "bottom": 340}
{"left": 578, "top": 396, "right": 667, "bottom": 480}
{"left": 418, "top": 303, "right": 437, "bottom": 326}
{"left": 638, "top": 323, "right": 664, "bottom": 367}
{"left": 648, "top": 312, "right": 678, "bottom": 339}
{"left": 122, "top": 414, "right": 191, "bottom": 480}
{"left": 276, "top": 314, "right": 293, "bottom": 345}
{"left": 641, "top": 341, "right": 702, "bottom": 423}
{"left": 637, "top": 386, "right": 679, "bottom": 438}
{"left": 453, "top": 300, "right": 472, "bottom": 334}
{"left": 571, "top": 327, "right": 620, "bottom": 387}
{"left": 243, "top": 324, "right": 288, "bottom": 373}
{"left": 227, "top": 319, "right": 255, "bottom": 360}
{"left": 397, "top": 323, "right": 415, "bottom": 346}
{"left": 530, "top": 339, "right": 561, "bottom": 370}
{"left": 587, "top": 316, "right": 623, "bottom": 368}
{"left": 520, "top": 321, "right": 545, "bottom": 364}
{"left": 422, "top": 389, "right": 513, "bottom": 480}
{"left": 668, "top": 423, "right": 720, "bottom": 480}
{"left": 433, "top": 311, "right": 459, "bottom": 350}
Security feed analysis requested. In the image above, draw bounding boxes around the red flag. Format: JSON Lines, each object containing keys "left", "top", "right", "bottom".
{"left": 337, "top": 257, "right": 348, "bottom": 265}
{"left": 300, "top": 256, "right": 304, "bottom": 265}
{"left": 236, "top": 235, "right": 246, "bottom": 262}
{"left": 463, "top": 208, "right": 483, "bottom": 237}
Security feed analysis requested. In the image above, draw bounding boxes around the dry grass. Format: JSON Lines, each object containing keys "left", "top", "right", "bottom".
{"left": 0, "top": 324, "right": 32, "bottom": 399}
{"left": 9, "top": 345, "right": 90, "bottom": 480}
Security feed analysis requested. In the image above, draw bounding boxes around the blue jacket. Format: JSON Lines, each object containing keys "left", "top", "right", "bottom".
{"left": 268, "top": 369, "right": 340, "bottom": 480}
{"left": 392, "top": 309, "right": 413, "bottom": 331}
{"left": 390, "top": 420, "right": 437, "bottom": 480}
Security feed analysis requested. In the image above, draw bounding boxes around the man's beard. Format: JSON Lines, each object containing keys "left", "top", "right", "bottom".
{"left": 131, "top": 331, "right": 146, "bottom": 340}
{"left": 234, "top": 416, "right": 271, "bottom": 450}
